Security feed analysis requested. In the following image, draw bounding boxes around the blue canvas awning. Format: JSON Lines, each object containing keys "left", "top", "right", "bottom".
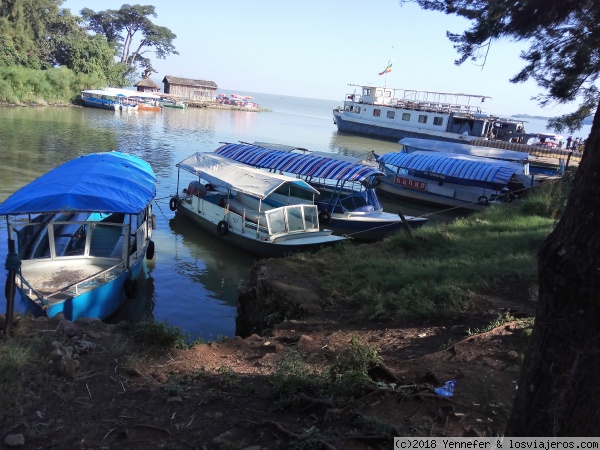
{"left": 0, "top": 152, "right": 156, "bottom": 215}
{"left": 215, "top": 143, "right": 383, "bottom": 182}
{"left": 378, "top": 151, "right": 523, "bottom": 189}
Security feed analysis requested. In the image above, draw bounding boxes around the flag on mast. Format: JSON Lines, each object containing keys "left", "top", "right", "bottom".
{"left": 378, "top": 63, "right": 392, "bottom": 75}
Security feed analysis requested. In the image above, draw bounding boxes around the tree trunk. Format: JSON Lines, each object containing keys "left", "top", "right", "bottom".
{"left": 506, "top": 104, "right": 600, "bottom": 436}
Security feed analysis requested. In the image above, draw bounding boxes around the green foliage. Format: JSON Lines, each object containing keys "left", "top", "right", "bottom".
{"left": 0, "top": 66, "right": 106, "bottom": 104}
{"left": 0, "top": 337, "right": 43, "bottom": 410}
{"left": 81, "top": 4, "right": 178, "bottom": 75}
{"left": 130, "top": 319, "right": 193, "bottom": 348}
{"left": 272, "top": 336, "right": 382, "bottom": 404}
{"left": 308, "top": 184, "right": 567, "bottom": 322}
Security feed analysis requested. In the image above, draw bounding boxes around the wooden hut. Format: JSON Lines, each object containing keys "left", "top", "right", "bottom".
{"left": 162, "top": 76, "right": 218, "bottom": 102}
{"left": 134, "top": 77, "right": 161, "bottom": 93}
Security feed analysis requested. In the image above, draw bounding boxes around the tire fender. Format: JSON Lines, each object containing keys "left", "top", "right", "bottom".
{"left": 146, "top": 240, "right": 155, "bottom": 260}
{"left": 169, "top": 197, "right": 179, "bottom": 211}
{"left": 217, "top": 220, "right": 229, "bottom": 236}
{"left": 318, "top": 211, "right": 332, "bottom": 225}
{"left": 478, "top": 196, "right": 489, "bottom": 206}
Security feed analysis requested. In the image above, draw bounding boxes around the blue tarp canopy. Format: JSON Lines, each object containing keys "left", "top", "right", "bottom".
{"left": 378, "top": 151, "right": 523, "bottom": 189}
{"left": 215, "top": 143, "right": 383, "bottom": 181}
{"left": 0, "top": 152, "right": 156, "bottom": 215}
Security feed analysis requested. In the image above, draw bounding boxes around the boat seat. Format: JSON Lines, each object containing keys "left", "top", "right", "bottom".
{"left": 226, "top": 199, "right": 266, "bottom": 224}
{"left": 185, "top": 181, "right": 207, "bottom": 197}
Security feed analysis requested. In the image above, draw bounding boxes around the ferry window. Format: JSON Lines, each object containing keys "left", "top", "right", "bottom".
{"left": 373, "top": 109, "right": 381, "bottom": 117}
{"left": 364, "top": 88, "right": 372, "bottom": 96}
{"left": 418, "top": 115, "right": 427, "bottom": 124}
{"left": 387, "top": 111, "right": 395, "bottom": 119}
{"left": 385, "top": 91, "right": 392, "bottom": 98}
{"left": 433, "top": 117, "right": 443, "bottom": 126}
{"left": 354, "top": 107, "right": 361, "bottom": 114}
{"left": 402, "top": 113, "right": 410, "bottom": 121}
{"left": 376, "top": 89, "right": 383, "bottom": 96}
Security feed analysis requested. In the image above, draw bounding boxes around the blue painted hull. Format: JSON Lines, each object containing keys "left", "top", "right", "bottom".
{"left": 81, "top": 98, "right": 118, "bottom": 111}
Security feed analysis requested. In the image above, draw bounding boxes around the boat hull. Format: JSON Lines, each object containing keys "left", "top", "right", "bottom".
{"left": 81, "top": 98, "right": 119, "bottom": 111}
{"left": 327, "top": 213, "right": 427, "bottom": 242}
{"left": 376, "top": 177, "right": 486, "bottom": 212}
{"left": 137, "top": 104, "right": 162, "bottom": 112}
{"left": 334, "top": 111, "right": 471, "bottom": 144}
{"left": 176, "top": 197, "right": 344, "bottom": 258}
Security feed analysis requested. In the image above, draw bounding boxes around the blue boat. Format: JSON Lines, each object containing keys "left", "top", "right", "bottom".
{"left": 214, "top": 142, "right": 428, "bottom": 242}
{"left": 81, "top": 89, "right": 139, "bottom": 112}
{"left": 375, "top": 150, "right": 533, "bottom": 211}
{"left": 0, "top": 152, "right": 156, "bottom": 321}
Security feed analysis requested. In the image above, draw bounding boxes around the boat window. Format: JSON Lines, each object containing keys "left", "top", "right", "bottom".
{"left": 418, "top": 115, "right": 428, "bottom": 124}
{"left": 286, "top": 206, "right": 306, "bottom": 232}
{"left": 304, "top": 206, "right": 318, "bottom": 229}
{"left": 89, "top": 224, "right": 125, "bottom": 258}
{"left": 354, "top": 107, "right": 361, "bottom": 114}
{"left": 340, "top": 195, "right": 369, "bottom": 211}
{"left": 387, "top": 111, "right": 395, "bottom": 119}
{"left": 402, "top": 113, "right": 411, "bottom": 121}
{"left": 364, "top": 88, "right": 372, "bottom": 96}
{"left": 373, "top": 109, "right": 381, "bottom": 117}
{"left": 266, "top": 209, "right": 286, "bottom": 235}
{"left": 433, "top": 117, "right": 443, "bottom": 126}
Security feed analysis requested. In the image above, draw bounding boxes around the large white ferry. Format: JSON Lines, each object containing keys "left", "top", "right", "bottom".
{"left": 333, "top": 84, "right": 527, "bottom": 144}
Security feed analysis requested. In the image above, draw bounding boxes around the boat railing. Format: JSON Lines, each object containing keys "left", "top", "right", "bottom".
{"left": 16, "top": 260, "right": 127, "bottom": 304}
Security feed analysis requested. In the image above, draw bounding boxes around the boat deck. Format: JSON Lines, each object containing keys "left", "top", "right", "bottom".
{"left": 19, "top": 259, "right": 122, "bottom": 303}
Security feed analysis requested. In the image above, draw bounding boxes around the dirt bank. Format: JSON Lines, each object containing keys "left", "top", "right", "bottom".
{"left": 0, "top": 258, "right": 537, "bottom": 449}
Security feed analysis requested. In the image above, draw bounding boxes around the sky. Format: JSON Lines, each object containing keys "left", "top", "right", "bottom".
{"left": 61, "top": 0, "right": 581, "bottom": 117}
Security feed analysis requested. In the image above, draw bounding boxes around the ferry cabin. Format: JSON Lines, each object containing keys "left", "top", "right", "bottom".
{"left": 334, "top": 85, "right": 526, "bottom": 143}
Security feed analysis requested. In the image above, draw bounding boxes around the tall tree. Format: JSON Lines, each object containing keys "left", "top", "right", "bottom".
{"left": 400, "top": 0, "right": 600, "bottom": 436}
{"left": 80, "top": 4, "right": 178, "bottom": 77}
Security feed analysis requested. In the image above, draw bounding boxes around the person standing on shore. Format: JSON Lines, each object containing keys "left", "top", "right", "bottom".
{"left": 566, "top": 136, "right": 572, "bottom": 149}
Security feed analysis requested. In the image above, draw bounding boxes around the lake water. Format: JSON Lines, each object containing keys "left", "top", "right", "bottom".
{"left": 0, "top": 93, "right": 591, "bottom": 340}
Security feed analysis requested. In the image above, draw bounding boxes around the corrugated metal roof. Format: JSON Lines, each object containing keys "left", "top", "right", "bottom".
{"left": 215, "top": 143, "right": 383, "bottom": 182}
{"left": 162, "top": 76, "right": 217, "bottom": 88}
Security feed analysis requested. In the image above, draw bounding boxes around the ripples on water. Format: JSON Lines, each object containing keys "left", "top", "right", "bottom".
{"left": 0, "top": 95, "right": 590, "bottom": 340}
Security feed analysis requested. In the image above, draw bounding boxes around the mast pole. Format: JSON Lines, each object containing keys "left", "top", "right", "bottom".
{"left": 384, "top": 45, "right": 394, "bottom": 89}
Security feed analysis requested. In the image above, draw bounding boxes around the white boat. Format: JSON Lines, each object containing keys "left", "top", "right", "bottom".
{"left": 333, "top": 84, "right": 527, "bottom": 144}
{"left": 169, "top": 153, "right": 346, "bottom": 258}
{"left": 214, "top": 142, "right": 429, "bottom": 242}
{"left": 375, "top": 150, "right": 535, "bottom": 212}
{"left": 0, "top": 152, "right": 157, "bottom": 321}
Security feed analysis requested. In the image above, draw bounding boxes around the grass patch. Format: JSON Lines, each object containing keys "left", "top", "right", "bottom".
{"left": 302, "top": 181, "right": 569, "bottom": 322}
{"left": 130, "top": 319, "right": 204, "bottom": 349}
{"left": 0, "top": 336, "right": 45, "bottom": 411}
{"left": 272, "top": 336, "right": 382, "bottom": 404}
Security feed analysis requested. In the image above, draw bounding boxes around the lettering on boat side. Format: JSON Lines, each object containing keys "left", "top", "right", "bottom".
{"left": 395, "top": 176, "right": 427, "bottom": 191}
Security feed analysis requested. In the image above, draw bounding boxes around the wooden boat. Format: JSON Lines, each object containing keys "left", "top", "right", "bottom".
{"left": 333, "top": 84, "right": 527, "bottom": 144}
{"left": 215, "top": 142, "right": 428, "bottom": 242}
{"left": 375, "top": 150, "right": 535, "bottom": 212}
{"left": 169, "top": 153, "right": 346, "bottom": 258}
{"left": 0, "top": 152, "right": 157, "bottom": 320}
